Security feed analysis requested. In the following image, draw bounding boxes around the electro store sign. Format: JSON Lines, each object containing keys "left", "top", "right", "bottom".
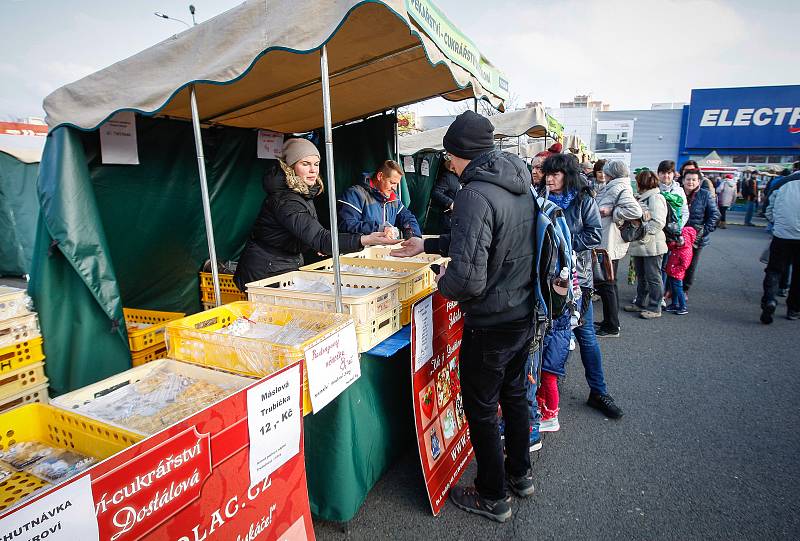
{"left": 685, "top": 85, "right": 800, "bottom": 149}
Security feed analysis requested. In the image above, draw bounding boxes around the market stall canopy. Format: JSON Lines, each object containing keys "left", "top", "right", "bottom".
{"left": 43, "top": 0, "right": 508, "bottom": 133}
{"left": 399, "top": 105, "right": 552, "bottom": 155}
{"left": 697, "top": 150, "right": 737, "bottom": 172}
{"left": 0, "top": 135, "right": 45, "bottom": 164}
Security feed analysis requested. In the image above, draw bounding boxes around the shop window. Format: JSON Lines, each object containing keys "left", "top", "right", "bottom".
{"left": 749, "top": 155, "right": 766, "bottom": 163}
{"left": 731, "top": 155, "right": 748, "bottom": 163}
{"left": 767, "top": 156, "right": 783, "bottom": 163}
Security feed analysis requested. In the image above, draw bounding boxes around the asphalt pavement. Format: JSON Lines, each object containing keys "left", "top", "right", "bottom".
{"left": 315, "top": 215, "right": 800, "bottom": 540}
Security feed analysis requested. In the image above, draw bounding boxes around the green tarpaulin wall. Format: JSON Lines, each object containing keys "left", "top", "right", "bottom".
{"left": 0, "top": 151, "right": 40, "bottom": 275}
{"left": 402, "top": 150, "right": 444, "bottom": 234}
{"left": 28, "top": 113, "right": 404, "bottom": 395}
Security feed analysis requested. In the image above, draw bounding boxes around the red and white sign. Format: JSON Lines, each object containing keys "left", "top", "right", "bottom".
{"left": 0, "top": 363, "right": 315, "bottom": 541}
{"left": 410, "top": 292, "right": 470, "bottom": 515}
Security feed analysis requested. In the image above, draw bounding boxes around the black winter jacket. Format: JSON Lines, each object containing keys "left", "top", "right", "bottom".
{"left": 686, "top": 187, "right": 720, "bottom": 248}
{"left": 560, "top": 188, "right": 602, "bottom": 288}
{"left": 234, "top": 162, "right": 363, "bottom": 290}
{"left": 424, "top": 151, "right": 536, "bottom": 328}
{"left": 430, "top": 170, "right": 461, "bottom": 231}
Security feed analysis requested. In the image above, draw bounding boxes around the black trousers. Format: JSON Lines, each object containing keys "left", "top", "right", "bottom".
{"left": 762, "top": 237, "right": 800, "bottom": 312}
{"left": 683, "top": 246, "right": 703, "bottom": 292}
{"left": 459, "top": 321, "right": 534, "bottom": 501}
{"left": 596, "top": 259, "right": 621, "bottom": 331}
{"left": 719, "top": 206, "right": 729, "bottom": 222}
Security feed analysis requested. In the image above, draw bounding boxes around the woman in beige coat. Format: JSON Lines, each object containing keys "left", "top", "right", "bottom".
{"left": 594, "top": 160, "right": 643, "bottom": 337}
{"left": 625, "top": 171, "right": 668, "bottom": 319}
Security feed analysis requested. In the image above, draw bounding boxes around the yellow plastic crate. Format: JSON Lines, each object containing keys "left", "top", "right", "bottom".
{"left": 246, "top": 271, "right": 400, "bottom": 327}
{"left": 0, "top": 471, "right": 49, "bottom": 513}
{"left": 0, "top": 362, "right": 47, "bottom": 402}
{"left": 123, "top": 308, "right": 185, "bottom": 352}
{"left": 199, "top": 272, "right": 247, "bottom": 304}
{"left": 166, "top": 302, "right": 354, "bottom": 415}
{"left": 400, "top": 287, "right": 437, "bottom": 326}
{"left": 0, "top": 313, "right": 40, "bottom": 349}
{"left": 0, "top": 383, "right": 48, "bottom": 413}
{"left": 0, "top": 404, "right": 143, "bottom": 511}
{"left": 356, "top": 306, "right": 402, "bottom": 353}
{"left": 130, "top": 343, "right": 168, "bottom": 367}
{"left": 201, "top": 288, "right": 247, "bottom": 304}
{"left": 202, "top": 301, "right": 216, "bottom": 311}
{"left": 300, "top": 257, "right": 434, "bottom": 303}
{"left": 0, "top": 338, "right": 45, "bottom": 375}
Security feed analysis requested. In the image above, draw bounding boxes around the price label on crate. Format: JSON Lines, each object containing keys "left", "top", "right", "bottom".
{"left": 246, "top": 364, "right": 302, "bottom": 487}
{"left": 305, "top": 322, "right": 360, "bottom": 413}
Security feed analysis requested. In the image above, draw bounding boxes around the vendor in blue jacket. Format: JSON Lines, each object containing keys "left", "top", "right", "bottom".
{"left": 337, "top": 160, "right": 422, "bottom": 239}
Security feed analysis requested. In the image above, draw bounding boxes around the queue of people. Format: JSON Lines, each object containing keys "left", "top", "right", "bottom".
{"left": 229, "top": 110, "right": 794, "bottom": 524}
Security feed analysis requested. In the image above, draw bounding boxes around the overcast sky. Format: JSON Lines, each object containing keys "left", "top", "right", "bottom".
{"left": 2, "top": 0, "right": 798, "bottom": 121}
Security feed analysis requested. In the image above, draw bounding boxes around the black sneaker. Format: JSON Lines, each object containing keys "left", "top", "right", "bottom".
{"left": 450, "top": 486, "right": 512, "bottom": 523}
{"left": 587, "top": 392, "right": 624, "bottom": 419}
{"left": 596, "top": 328, "right": 620, "bottom": 338}
{"left": 507, "top": 470, "right": 535, "bottom": 498}
{"left": 761, "top": 301, "right": 777, "bottom": 324}
{"left": 788, "top": 310, "right": 800, "bottom": 321}
{"left": 778, "top": 289, "right": 788, "bottom": 298}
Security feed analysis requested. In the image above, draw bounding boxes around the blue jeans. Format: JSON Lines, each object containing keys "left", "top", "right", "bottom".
{"left": 524, "top": 349, "right": 541, "bottom": 426}
{"left": 668, "top": 277, "right": 686, "bottom": 310}
{"left": 744, "top": 200, "right": 756, "bottom": 225}
{"left": 572, "top": 300, "right": 608, "bottom": 396}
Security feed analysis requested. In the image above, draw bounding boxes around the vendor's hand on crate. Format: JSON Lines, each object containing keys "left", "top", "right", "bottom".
{"left": 390, "top": 236, "right": 424, "bottom": 257}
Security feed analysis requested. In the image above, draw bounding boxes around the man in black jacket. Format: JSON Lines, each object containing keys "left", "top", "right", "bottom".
{"left": 394, "top": 111, "right": 536, "bottom": 522}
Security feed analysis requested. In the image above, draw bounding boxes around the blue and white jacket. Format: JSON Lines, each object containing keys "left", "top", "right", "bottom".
{"left": 337, "top": 178, "right": 422, "bottom": 237}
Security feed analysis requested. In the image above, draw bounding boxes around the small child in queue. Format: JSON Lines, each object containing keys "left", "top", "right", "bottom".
{"left": 664, "top": 226, "right": 697, "bottom": 315}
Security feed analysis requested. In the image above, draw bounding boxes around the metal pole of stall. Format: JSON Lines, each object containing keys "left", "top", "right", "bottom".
{"left": 189, "top": 84, "right": 223, "bottom": 307}
{"left": 517, "top": 136, "right": 521, "bottom": 156}
{"left": 320, "top": 45, "right": 344, "bottom": 313}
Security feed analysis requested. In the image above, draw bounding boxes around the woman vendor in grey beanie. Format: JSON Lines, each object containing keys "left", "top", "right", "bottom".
{"left": 234, "top": 138, "right": 398, "bottom": 289}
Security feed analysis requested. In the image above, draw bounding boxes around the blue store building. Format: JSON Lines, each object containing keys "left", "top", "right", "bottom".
{"left": 678, "top": 84, "right": 800, "bottom": 170}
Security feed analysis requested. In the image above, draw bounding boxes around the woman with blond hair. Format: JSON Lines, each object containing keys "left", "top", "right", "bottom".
{"left": 234, "top": 138, "right": 395, "bottom": 289}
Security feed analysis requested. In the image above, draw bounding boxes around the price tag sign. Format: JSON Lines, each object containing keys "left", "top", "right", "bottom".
{"left": 0, "top": 475, "right": 99, "bottom": 540}
{"left": 403, "top": 155, "right": 415, "bottom": 173}
{"left": 100, "top": 111, "right": 139, "bottom": 165}
{"left": 257, "top": 129, "right": 285, "bottom": 159}
{"left": 420, "top": 159, "right": 430, "bottom": 177}
{"left": 305, "top": 322, "right": 360, "bottom": 413}
{"left": 413, "top": 295, "right": 434, "bottom": 372}
{"left": 246, "top": 364, "right": 302, "bottom": 487}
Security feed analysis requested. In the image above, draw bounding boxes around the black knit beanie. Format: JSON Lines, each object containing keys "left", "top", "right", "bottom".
{"left": 443, "top": 110, "right": 495, "bottom": 159}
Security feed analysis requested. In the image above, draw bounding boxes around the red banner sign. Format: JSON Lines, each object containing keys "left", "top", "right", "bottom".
{"left": 1, "top": 363, "right": 314, "bottom": 541}
{"left": 411, "top": 292, "right": 471, "bottom": 515}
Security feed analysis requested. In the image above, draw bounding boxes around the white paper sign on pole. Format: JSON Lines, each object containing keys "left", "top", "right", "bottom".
{"left": 402, "top": 155, "right": 415, "bottom": 173}
{"left": 305, "top": 322, "right": 361, "bottom": 413}
{"left": 413, "top": 295, "right": 434, "bottom": 372}
{"left": 0, "top": 474, "right": 99, "bottom": 541}
{"left": 246, "top": 364, "right": 301, "bottom": 487}
{"left": 420, "top": 159, "right": 430, "bottom": 177}
{"left": 100, "top": 111, "right": 139, "bottom": 165}
{"left": 257, "top": 129, "right": 285, "bottom": 159}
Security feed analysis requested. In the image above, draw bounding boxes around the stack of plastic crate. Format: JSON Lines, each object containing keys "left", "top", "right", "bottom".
{"left": 123, "top": 308, "right": 185, "bottom": 366}
{"left": 0, "top": 286, "right": 48, "bottom": 413}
